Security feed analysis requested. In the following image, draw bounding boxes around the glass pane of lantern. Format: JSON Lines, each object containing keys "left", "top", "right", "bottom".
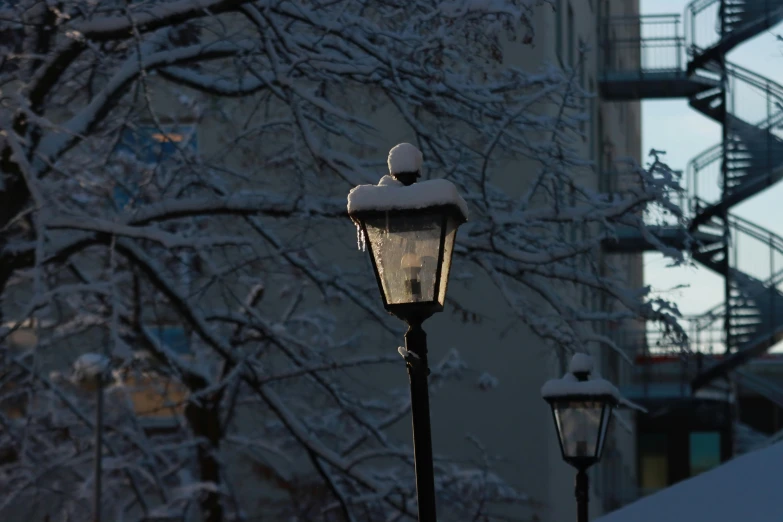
{"left": 437, "top": 216, "right": 460, "bottom": 306}
{"left": 553, "top": 400, "right": 604, "bottom": 459}
{"left": 364, "top": 212, "right": 444, "bottom": 305}
{"left": 596, "top": 404, "right": 613, "bottom": 459}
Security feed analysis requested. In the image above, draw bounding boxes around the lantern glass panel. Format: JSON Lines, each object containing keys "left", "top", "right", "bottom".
{"left": 437, "top": 215, "right": 460, "bottom": 305}
{"left": 364, "top": 212, "right": 445, "bottom": 305}
{"left": 553, "top": 400, "right": 608, "bottom": 459}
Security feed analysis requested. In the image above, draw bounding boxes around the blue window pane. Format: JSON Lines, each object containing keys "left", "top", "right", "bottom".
{"left": 112, "top": 185, "right": 135, "bottom": 210}
{"left": 115, "top": 125, "right": 197, "bottom": 164}
{"left": 149, "top": 326, "right": 191, "bottom": 355}
{"left": 111, "top": 125, "right": 197, "bottom": 209}
{"left": 689, "top": 431, "right": 721, "bottom": 476}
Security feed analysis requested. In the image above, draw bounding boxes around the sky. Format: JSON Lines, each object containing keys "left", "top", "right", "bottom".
{"left": 638, "top": 0, "right": 783, "bottom": 339}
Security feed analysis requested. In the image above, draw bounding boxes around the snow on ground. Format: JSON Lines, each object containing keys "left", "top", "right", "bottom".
{"left": 595, "top": 441, "right": 783, "bottom": 522}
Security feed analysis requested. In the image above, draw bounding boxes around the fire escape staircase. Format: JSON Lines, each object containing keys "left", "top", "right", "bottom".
{"left": 600, "top": 0, "right": 783, "bottom": 395}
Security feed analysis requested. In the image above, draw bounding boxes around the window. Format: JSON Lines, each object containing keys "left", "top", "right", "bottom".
{"left": 579, "top": 44, "right": 586, "bottom": 135}
{"left": 112, "top": 124, "right": 198, "bottom": 210}
{"left": 639, "top": 433, "right": 668, "bottom": 493}
{"left": 0, "top": 8, "right": 22, "bottom": 73}
{"left": 555, "top": 0, "right": 563, "bottom": 62}
{"left": 569, "top": 185, "right": 577, "bottom": 242}
{"left": 580, "top": 222, "right": 589, "bottom": 307}
{"left": 567, "top": 4, "right": 575, "bottom": 67}
{"left": 168, "top": 22, "right": 200, "bottom": 46}
{"left": 603, "top": 147, "right": 615, "bottom": 197}
{"left": 124, "top": 325, "right": 192, "bottom": 433}
{"left": 597, "top": 112, "right": 605, "bottom": 188}
{"left": 126, "top": 373, "right": 188, "bottom": 420}
{"left": 589, "top": 78, "right": 596, "bottom": 160}
{"left": 115, "top": 124, "right": 198, "bottom": 165}
{"left": 148, "top": 325, "right": 191, "bottom": 355}
{"left": 689, "top": 432, "right": 721, "bottom": 477}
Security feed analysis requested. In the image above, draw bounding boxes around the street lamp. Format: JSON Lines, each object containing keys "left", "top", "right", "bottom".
{"left": 347, "top": 143, "right": 468, "bottom": 522}
{"left": 541, "top": 353, "right": 622, "bottom": 522}
{"left": 69, "top": 353, "right": 113, "bottom": 522}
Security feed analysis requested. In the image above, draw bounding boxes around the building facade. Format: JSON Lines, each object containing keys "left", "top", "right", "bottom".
{"left": 0, "top": 1, "right": 648, "bottom": 521}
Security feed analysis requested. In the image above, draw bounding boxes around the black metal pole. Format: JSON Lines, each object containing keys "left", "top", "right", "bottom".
{"left": 404, "top": 321, "right": 437, "bottom": 522}
{"left": 94, "top": 372, "right": 104, "bottom": 522}
{"left": 575, "top": 467, "right": 589, "bottom": 522}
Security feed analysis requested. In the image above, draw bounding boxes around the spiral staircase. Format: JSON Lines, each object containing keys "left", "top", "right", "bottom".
{"left": 600, "top": 0, "right": 783, "bottom": 401}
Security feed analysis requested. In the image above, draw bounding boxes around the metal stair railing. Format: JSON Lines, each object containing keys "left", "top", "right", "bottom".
{"left": 686, "top": 0, "right": 783, "bottom": 68}
{"left": 753, "top": 423, "right": 783, "bottom": 449}
{"left": 600, "top": 2, "right": 783, "bottom": 84}
{"left": 598, "top": 1, "right": 783, "bottom": 390}
{"left": 645, "top": 321, "right": 724, "bottom": 355}
{"left": 687, "top": 63, "right": 783, "bottom": 207}
{"left": 599, "top": 14, "right": 687, "bottom": 79}
{"left": 691, "top": 211, "right": 783, "bottom": 351}
{"left": 733, "top": 366, "right": 783, "bottom": 410}
{"left": 688, "top": 144, "right": 723, "bottom": 205}
{"left": 633, "top": 327, "right": 783, "bottom": 408}
{"left": 725, "top": 61, "right": 783, "bottom": 129}
{"left": 635, "top": 206, "right": 783, "bottom": 357}
{"left": 685, "top": 0, "right": 723, "bottom": 54}
{"left": 729, "top": 212, "right": 783, "bottom": 254}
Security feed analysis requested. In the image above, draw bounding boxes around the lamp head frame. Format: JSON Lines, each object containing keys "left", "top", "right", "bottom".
{"left": 544, "top": 390, "right": 618, "bottom": 471}
{"left": 352, "top": 205, "right": 465, "bottom": 325}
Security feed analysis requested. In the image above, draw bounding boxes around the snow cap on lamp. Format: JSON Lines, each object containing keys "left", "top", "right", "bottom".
{"left": 541, "top": 353, "right": 645, "bottom": 411}
{"left": 70, "top": 352, "right": 112, "bottom": 390}
{"left": 347, "top": 176, "right": 469, "bottom": 221}
{"left": 388, "top": 142, "right": 423, "bottom": 186}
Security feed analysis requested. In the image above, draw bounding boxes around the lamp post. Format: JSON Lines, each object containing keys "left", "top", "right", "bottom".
{"left": 347, "top": 143, "right": 468, "bottom": 522}
{"left": 69, "top": 353, "right": 112, "bottom": 522}
{"left": 541, "top": 354, "right": 621, "bottom": 522}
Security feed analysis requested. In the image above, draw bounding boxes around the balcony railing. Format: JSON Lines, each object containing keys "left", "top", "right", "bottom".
{"left": 600, "top": 14, "right": 688, "bottom": 79}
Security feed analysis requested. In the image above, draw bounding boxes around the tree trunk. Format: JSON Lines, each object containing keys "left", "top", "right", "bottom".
{"left": 185, "top": 399, "right": 224, "bottom": 522}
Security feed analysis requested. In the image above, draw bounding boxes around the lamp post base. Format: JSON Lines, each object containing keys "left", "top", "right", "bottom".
{"left": 405, "top": 321, "right": 437, "bottom": 522}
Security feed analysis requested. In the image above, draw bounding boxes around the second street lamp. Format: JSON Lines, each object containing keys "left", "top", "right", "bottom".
{"left": 541, "top": 353, "right": 638, "bottom": 522}
{"left": 347, "top": 143, "right": 468, "bottom": 522}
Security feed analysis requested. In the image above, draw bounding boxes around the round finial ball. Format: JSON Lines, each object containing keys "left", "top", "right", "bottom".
{"left": 388, "top": 143, "right": 423, "bottom": 175}
{"left": 568, "top": 353, "right": 594, "bottom": 375}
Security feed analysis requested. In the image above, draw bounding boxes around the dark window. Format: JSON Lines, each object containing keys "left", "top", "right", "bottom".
{"left": 569, "top": 185, "right": 577, "bottom": 242}
{"left": 689, "top": 431, "right": 721, "bottom": 476}
{"left": 168, "top": 22, "right": 200, "bottom": 47}
{"left": 589, "top": 78, "right": 595, "bottom": 157}
{"left": 0, "top": 5, "right": 23, "bottom": 73}
{"left": 555, "top": 0, "right": 563, "bottom": 62}
{"left": 148, "top": 325, "right": 191, "bottom": 355}
{"left": 567, "top": 4, "right": 575, "bottom": 67}
{"left": 579, "top": 39, "right": 586, "bottom": 135}
{"left": 597, "top": 112, "right": 604, "bottom": 187}
{"left": 639, "top": 433, "right": 668, "bottom": 493}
